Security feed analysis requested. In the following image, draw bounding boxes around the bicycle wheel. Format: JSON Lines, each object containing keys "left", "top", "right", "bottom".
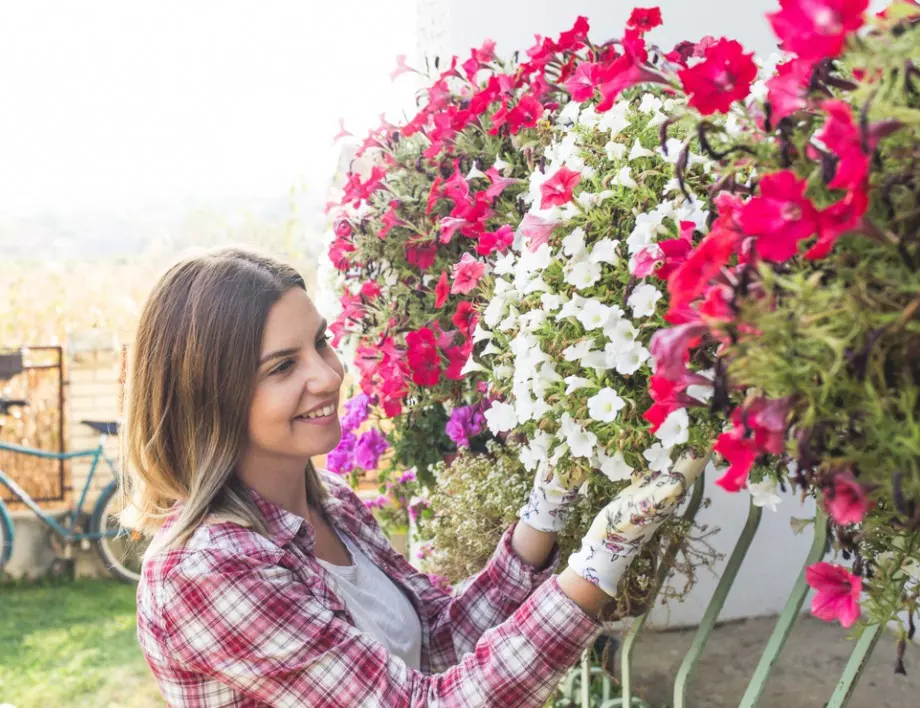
{"left": 90, "top": 481, "right": 149, "bottom": 583}
{"left": 0, "top": 498, "right": 13, "bottom": 571}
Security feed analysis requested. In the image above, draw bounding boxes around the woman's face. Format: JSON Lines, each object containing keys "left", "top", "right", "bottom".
{"left": 247, "top": 288, "right": 344, "bottom": 461}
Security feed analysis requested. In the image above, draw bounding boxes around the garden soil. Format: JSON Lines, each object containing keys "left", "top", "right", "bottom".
{"left": 623, "top": 615, "right": 920, "bottom": 707}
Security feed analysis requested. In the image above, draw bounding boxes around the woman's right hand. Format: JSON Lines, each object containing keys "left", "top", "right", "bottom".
{"left": 563, "top": 455, "right": 707, "bottom": 604}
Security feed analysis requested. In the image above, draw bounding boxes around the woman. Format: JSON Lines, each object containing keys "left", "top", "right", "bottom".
{"left": 124, "top": 247, "right": 702, "bottom": 707}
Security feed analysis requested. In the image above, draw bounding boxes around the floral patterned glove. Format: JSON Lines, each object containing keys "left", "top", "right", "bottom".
{"left": 518, "top": 464, "right": 583, "bottom": 533}
{"left": 567, "top": 454, "right": 707, "bottom": 597}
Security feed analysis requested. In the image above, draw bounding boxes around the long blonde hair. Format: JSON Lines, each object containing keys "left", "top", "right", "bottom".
{"left": 122, "top": 247, "right": 328, "bottom": 553}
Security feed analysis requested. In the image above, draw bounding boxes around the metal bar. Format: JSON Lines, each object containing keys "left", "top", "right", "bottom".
{"left": 673, "top": 499, "right": 763, "bottom": 708}
{"left": 0, "top": 441, "right": 95, "bottom": 459}
{"left": 738, "top": 507, "right": 829, "bottom": 707}
{"left": 825, "top": 624, "right": 883, "bottom": 708}
{"left": 581, "top": 650, "right": 590, "bottom": 706}
{"left": 57, "top": 345, "right": 66, "bottom": 504}
{"left": 621, "top": 472, "right": 707, "bottom": 706}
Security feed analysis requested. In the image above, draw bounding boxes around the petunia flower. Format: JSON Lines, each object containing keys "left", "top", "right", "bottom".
{"left": 540, "top": 165, "right": 582, "bottom": 209}
{"left": 597, "top": 450, "right": 634, "bottom": 482}
{"left": 748, "top": 479, "right": 783, "bottom": 511}
{"left": 738, "top": 170, "right": 820, "bottom": 262}
{"left": 824, "top": 470, "right": 870, "bottom": 525}
{"left": 627, "top": 283, "right": 663, "bottom": 318}
{"left": 588, "top": 387, "right": 626, "bottom": 423}
{"left": 806, "top": 562, "right": 862, "bottom": 628}
{"left": 434, "top": 271, "right": 449, "bottom": 308}
{"left": 767, "top": 0, "right": 869, "bottom": 61}
{"left": 643, "top": 442, "right": 673, "bottom": 472}
{"left": 451, "top": 253, "right": 487, "bottom": 295}
{"left": 655, "top": 407, "right": 690, "bottom": 447}
{"left": 484, "top": 400, "right": 518, "bottom": 434}
{"left": 354, "top": 429, "right": 389, "bottom": 470}
{"left": 678, "top": 38, "right": 758, "bottom": 114}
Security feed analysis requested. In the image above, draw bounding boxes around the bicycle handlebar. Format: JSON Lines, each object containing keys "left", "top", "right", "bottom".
{"left": 0, "top": 398, "right": 28, "bottom": 414}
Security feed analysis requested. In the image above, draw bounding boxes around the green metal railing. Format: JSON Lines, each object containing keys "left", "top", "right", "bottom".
{"left": 556, "top": 470, "right": 882, "bottom": 707}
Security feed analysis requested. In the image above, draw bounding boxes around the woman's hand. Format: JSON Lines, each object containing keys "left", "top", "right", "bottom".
{"left": 566, "top": 455, "right": 707, "bottom": 598}
{"left": 518, "top": 463, "right": 583, "bottom": 533}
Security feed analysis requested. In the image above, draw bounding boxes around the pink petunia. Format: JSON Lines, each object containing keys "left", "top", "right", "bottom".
{"left": 806, "top": 562, "right": 862, "bottom": 628}
{"left": 519, "top": 213, "right": 561, "bottom": 251}
{"left": 767, "top": 0, "right": 869, "bottom": 61}
{"left": 824, "top": 470, "right": 870, "bottom": 525}
{"left": 434, "top": 271, "right": 449, "bottom": 308}
{"left": 738, "top": 170, "right": 821, "bottom": 262}
{"left": 678, "top": 38, "right": 758, "bottom": 115}
{"left": 539, "top": 166, "right": 582, "bottom": 209}
{"left": 451, "top": 253, "right": 486, "bottom": 295}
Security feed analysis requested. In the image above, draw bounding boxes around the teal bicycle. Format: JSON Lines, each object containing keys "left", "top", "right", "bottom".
{"left": 0, "top": 396, "right": 148, "bottom": 583}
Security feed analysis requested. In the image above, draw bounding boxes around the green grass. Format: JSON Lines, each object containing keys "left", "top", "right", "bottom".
{"left": 0, "top": 578, "right": 162, "bottom": 708}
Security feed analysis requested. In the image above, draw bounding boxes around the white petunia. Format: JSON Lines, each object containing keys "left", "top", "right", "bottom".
{"left": 557, "top": 294, "right": 587, "bottom": 321}
{"left": 646, "top": 110, "right": 668, "bottom": 129}
{"left": 565, "top": 260, "right": 602, "bottom": 290}
{"left": 522, "top": 275, "right": 550, "bottom": 295}
{"left": 582, "top": 350, "right": 611, "bottom": 372}
{"left": 627, "top": 283, "right": 663, "bottom": 318}
{"left": 498, "top": 307, "right": 519, "bottom": 332}
{"left": 597, "top": 102, "right": 630, "bottom": 134}
{"left": 519, "top": 309, "right": 548, "bottom": 332}
{"left": 564, "top": 375, "right": 593, "bottom": 394}
{"left": 493, "top": 154, "right": 512, "bottom": 175}
{"left": 493, "top": 364, "right": 514, "bottom": 380}
{"left": 466, "top": 164, "right": 487, "bottom": 181}
{"left": 472, "top": 322, "right": 493, "bottom": 343}
{"left": 562, "top": 339, "right": 596, "bottom": 362}
{"left": 562, "top": 419, "right": 597, "bottom": 459}
{"left": 629, "top": 139, "right": 654, "bottom": 161}
{"left": 604, "top": 318, "right": 636, "bottom": 349}
{"left": 589, "top": 238, "right": 619, "bottom": 265}
{"left": 480, "top": 341, "right": 501, "bottom": 357}
{"left": 656, "top": 408, "right": 690, "bottom": 447}
{"left": 614, "top": 343, "right": 651, "bottom": 375}
{"left": 540, "top": 292, "right": 565, "bottom": 312}
{"left": 578, "top": 104, "right": 600, "bottom": 128}
{"left": 483, "top": 296, "right": 509, "bottom": 328}
{"left": 549, "top": 441, "right": 569, "bottom": 465}
{"left": 484, "top": 401, "right": 518, "bottom": 433}
{"left": 627, "top": 212, "right": 665, "bottom": 254}
{"left": 460, "top": 356, "right": 486, "bottom": 376}
{"left": 520, "top": 431, "right": 552, "bottom": 471}
{"left": 643, "top": 443, "right": 673, "bottom": 472}
{"left": 687, "top": 384, "right": 714, "bottom": 403}
{"left": 662, "top": 177, "right": 683, "bottom": 196}
{"left": 605, "top": 141, "right": 627, "bottom": 161}
{"left": 597, "top": 451, "right": 634, "bottom": 482}
{"left": 658, "top": 138, "right": 686, "bottom": 165}
{"left": 493, "top": 252, "right": 517, "bottom": 276}
{"left": 587, "top": 388, "right": 626, "bottom": 423}
{"left": 532, "top": 362, "right": 563, "bottom": 396}
{"left": 748, "top": 479, "right": 782, "bottom": 512}
{"left": 558, "top": 100, "right": 581, "bottom": 125}
{"left": 638, "top": 93, "right": 663, "bottom": 114}
{"left": 612, "top": 166, "right": 638, "bottom": 189}
{"left": 562, "top": 227, "right": 587, "bottom": 258}
{"left": 577, "top": 299, "right": 612, "bottom": 331}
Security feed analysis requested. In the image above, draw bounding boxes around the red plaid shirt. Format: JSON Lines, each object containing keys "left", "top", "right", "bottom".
{"left": 136, "top": 471, "right": 601, "bottom": 706}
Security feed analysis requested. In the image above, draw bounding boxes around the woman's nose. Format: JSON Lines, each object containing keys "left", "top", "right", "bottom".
{"left": 304, "top": 351, "right": 342, "bottom": 394}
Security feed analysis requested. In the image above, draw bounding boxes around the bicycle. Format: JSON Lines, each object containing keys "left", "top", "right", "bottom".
{"left": 0, "top": 397, "right": 148, "bottom": 583}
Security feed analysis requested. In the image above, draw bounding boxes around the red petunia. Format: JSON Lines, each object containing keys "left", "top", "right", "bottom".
{"left": 477, "top": 224, "right": 515, "bottom": 256}
{"left": 714, "top": 397, "right": 791, "bottom": 492}
{"left": 824, "top": 470, "right": 870, "bottom": 525}
{"left": 434, "top": 271, "right": 449, "bottom": 308}
{"left": 451, "top": 301, "right": 477, "bottom": 335}
{"left": 627, "top": 7, "right": 663, "bottom": 32}
{"left": 738, "top": 170, "right": 820, "bottom": 262}
{"left": 539, "top": 165, "right": 582, "bottom": 209}
{"left": 405, "top": 328, "right": 441, "bottom": 387}
{"left": 406, "top": 242, "right": 437, "bottom": 271}
{"left": 767, "top": 0, "right": 869, "bottom": 61}
{"left": 766, "top": 58, "right": 814, "bottom": 122}
{"left": 360, "top": 281, "right": 382, "bottom": 300}
{"left": 805, "top": 188, "right": 868, "bottom": 260}
{"left": 484, "top": 167, "right": 519, "bottom": 201}
{"left": 667, "top": 227, "right": 738, "bottom": 308}
{"left": 678, "top": 38, "right": 757, "bottom": 115}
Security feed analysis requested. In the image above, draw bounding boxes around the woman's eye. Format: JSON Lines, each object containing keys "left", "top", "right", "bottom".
{"left": 270, "top": 360, "right": 295, "bottom": 376}
{"left": 316, "top": 332, "right": 330, "bottom": 349}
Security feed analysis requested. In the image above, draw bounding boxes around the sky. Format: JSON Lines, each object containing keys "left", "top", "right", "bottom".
{"left": 0, "top": 1, "right": 417, "bottom": 218}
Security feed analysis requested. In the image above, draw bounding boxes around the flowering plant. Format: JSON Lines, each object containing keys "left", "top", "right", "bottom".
{"left": 642, "top": 0, "right": 920, "bottom": 652}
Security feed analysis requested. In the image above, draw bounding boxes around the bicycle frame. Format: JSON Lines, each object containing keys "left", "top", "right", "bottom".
{"left": 0, "top": 437, "right": 121, "bottom": 541}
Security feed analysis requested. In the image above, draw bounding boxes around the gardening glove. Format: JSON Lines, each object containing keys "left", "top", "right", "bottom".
{"left": 519, "top": 462, "right": 584, "bottom": 533}
{"left": 567, "top": 454, "right": 707, "bottom": 597}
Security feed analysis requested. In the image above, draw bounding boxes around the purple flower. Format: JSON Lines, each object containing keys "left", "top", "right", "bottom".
{"left": 327, "top": 432, "right": 357, "bottom": 475}
{"left": 446, "top": 403, "right": 487, "bottom": 448}
{"left": 397, "top": 469, "right": 417, "bottom": 485}
{"left": 363, "top": 494, "right": 390, "bottom": 510}
{"left": 354, "top": 428, "right": 389, "bottom": 470}
{"left": 340, "top": 394, "right": 371, "bottom": 433}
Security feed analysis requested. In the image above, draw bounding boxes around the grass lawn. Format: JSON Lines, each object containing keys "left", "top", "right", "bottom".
{"left": 0, "top": 578, "right": 162, "bottom": 708}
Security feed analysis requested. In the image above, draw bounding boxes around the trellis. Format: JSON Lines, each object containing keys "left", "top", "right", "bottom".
{"left": 557, "top": 471, "right": 881, "bottom": 707}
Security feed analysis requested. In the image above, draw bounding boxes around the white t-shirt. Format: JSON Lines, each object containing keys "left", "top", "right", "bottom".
{"left": 317, "top": 528, "right": 423, "bottom": 670}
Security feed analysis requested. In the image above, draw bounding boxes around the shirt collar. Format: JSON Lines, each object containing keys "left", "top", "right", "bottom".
{"left": 245, "top": 484, "right": 346, "bottom": 552}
